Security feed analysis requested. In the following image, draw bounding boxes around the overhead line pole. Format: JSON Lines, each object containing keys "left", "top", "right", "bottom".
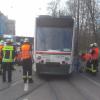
{"left": 76, "top": 0, "right": 80, "bottom": 56}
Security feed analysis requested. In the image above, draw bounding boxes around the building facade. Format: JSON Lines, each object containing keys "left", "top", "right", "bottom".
{"left": 6, "top": 20, "right": 15, "bottom": 35}
{"left": 0, "top": 11, "right": 15, "bottom": 35}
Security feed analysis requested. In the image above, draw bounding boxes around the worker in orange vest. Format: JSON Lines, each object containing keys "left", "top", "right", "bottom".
{"left": 20, "top": 38, "right": 33, "bottom": 83}
{"left": 0, "top": 40, "right": 4, "bottom": 74}
{"left": 91, "top": 43, "right": 99, "bottom": 72}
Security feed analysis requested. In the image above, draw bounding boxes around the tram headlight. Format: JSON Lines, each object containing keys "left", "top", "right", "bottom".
{"left": 37, "top": 56, "right": 41, "bottom": 60}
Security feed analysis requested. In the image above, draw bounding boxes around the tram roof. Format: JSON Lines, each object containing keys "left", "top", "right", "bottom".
{"left": 36, "top": 15, "right": 74, "bottom": 28}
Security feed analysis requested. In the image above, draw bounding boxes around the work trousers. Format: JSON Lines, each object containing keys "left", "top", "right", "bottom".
{"left": 91, "top": 59, "right": 98, "bottom": 71}
{"left": 22, "top": 58, "right": 32, "bottom": 81}
{"left": 86, "top": 59, "right": 98, "bottom": 71}
{"left": 2, "top": 62, "right": 13, "bottom": 82}
{"left": 86, "top": 60, "right": 91, "bottom": 68}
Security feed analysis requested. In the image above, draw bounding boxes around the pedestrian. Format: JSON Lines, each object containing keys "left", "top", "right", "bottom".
{"left": 20, "top": 38, "right": 33, "bottom": 83}
{"left": 74, "top": 55, "right": 81, "bottom": 72}
{"left": 1, "top": 39, "right": 16, "bottom": 82}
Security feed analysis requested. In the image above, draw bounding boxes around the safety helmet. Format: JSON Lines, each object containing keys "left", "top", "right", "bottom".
{"left": 0, "top": 40, "right": 4, "bottom": 45}
{"left": 24, "top": 38, "right": 29, "bottom": 42}
{"left": 90, "top": 43, "right": 93, "bottom": 47}
{"left": 93, "top": 43, "right": 97, "bottom": 47}
{"left": 6, "top": 39, "right": 12, "bottom": 44}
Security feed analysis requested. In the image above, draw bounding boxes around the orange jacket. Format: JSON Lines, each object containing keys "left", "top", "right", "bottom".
{"left": 20, "top": 43, "right": 32, "bottom": 60}
{"left": 0, "top": 45, "right": 3, "bottom": 60}
{"left": 91, "top": 47, "right": 99, "bottom": 60}
{"left": 84, "top": 53, "right": 92, "bottom": 61}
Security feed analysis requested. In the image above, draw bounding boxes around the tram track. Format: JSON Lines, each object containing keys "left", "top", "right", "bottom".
{"left": 15, "top": 76, "right": 65, "bottom": 100}
{"left": 0, "top": 77, "right": 22, "bottom": 92}
{"left": 66, "top": 78, "right": 89, "bottom": 100}
{"left": 0, "top": 70, "right": 48, "bottom": 100}
{"left": 66, "top": 74, "right": 99, "bottom": 100}
{"left": 44, "top": 76, "right": 91, "bottom": 100}
{"left": 15, "top": 81, "right": 46, "bottom": 100}
{"left": 1, "top": 74, "right": 98, "bottom": 100}
{"left": 0, "top": 67, "right": 22, "bottom": 92}
{"left": 46, "top": 80, "right": 61, "bottom": 100}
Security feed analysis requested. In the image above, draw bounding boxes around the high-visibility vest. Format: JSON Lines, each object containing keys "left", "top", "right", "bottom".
{"left": 0, "top": 45, "right": 3, "bottom": 60}
{"left": 21, "top": 43, "right": 32, "bottom": 60}
{"left": 92, "top": 47, "right": 99, "bottom": 60}
{"left": 2, "top": 45, "right": 14, "bottom": 62}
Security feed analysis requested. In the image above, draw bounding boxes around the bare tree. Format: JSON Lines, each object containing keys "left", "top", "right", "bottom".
{"left": 47, "top": 0, "right": 69, "bottom": 17}
{"left": 47, "top": 0, "right": 100, "bottom": 51}
{"left": 67, "top": 0, "right": 100, "bottom": 50}
{"left": 47, "top": 0, "right": 60, "bottom": 16}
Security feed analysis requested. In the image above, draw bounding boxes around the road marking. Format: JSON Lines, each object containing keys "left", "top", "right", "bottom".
{"left": 33, "top": 64, "right": 36, "bottom": 72}
{"left": 81, "top": 74, "right": 100, "bottom": 87}
{"left": 23, "top": 98, "right": 28, "bottom": 100}
{"left": 24, "top": 83, "right": 29, "bottom": 91}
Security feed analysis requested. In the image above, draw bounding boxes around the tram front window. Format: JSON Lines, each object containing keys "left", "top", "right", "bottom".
{"left": 36, "top": 27, "right": 73, "bottom": 52}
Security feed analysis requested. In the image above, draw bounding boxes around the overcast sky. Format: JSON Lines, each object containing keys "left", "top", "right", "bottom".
{"left": 0, "top": 0, "right": 50, "bottom": 37}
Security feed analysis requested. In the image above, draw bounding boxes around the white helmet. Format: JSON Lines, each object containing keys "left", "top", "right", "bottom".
{"left": 24, "top": 38, "right": 29, "bottom": 42}
{"left": 90, "top": 43, "right": 93, "bottom": 47}
{"left": 0, "top": 40, "right": 4, "bottom": 45}
{"left": 93, "top": 43, "right": 97, "bottom": 47}
{"left": 6, "top": 39, "right": 11, "bottom": 43}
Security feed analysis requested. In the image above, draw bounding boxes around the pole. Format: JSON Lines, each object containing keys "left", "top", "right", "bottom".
{"left": 76, "top": 0, "right": 80, "bottom": 56}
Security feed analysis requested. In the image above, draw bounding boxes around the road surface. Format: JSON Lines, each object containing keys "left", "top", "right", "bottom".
{"left": 0, "top": 65, "right": 100, "bottom": 100}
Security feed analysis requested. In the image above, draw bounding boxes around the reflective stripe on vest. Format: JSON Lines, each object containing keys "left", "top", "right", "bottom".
{"left": 2, "top": 46, "right": 14, "bottom": 62}
{"left": 21, "top": 44, "right": 31, "bottom": 59}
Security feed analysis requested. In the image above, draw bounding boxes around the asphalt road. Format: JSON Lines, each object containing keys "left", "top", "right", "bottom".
{"left": 0, "top": 65, "right": 100, "bottom": 100}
